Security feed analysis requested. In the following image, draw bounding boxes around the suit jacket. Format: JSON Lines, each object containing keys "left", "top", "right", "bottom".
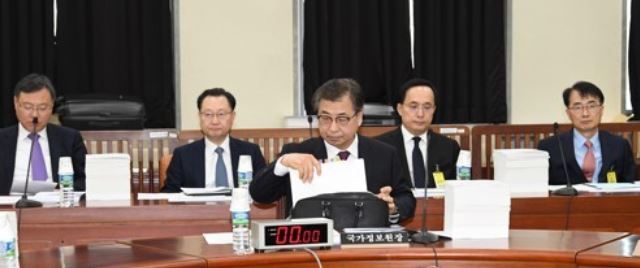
{"left": 376, "top": 127, "right": 461, "bottom": 187}
{"left": 161, "top": 137, "right": 267, "bottom": 192}
{"left": 538, "top": 130, "right": 636, "bottom": 185}
{"left": 249, "top": 135, "right": 416, "bottom": 222}
{"left": 0, "top": 124, "right": 87, "bottom": 195}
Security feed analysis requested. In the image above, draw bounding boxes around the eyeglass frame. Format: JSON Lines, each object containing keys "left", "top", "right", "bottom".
{"left": 401, "top": 102, "right": 435, "bottom": 114}
{"left": 317, "top": 112, "right": 359, "bottom": 127}
{"left": 199, "top": 110, "right": 233, "bottom": 120}
{"left": 567, "top": 102, "right": 602, "bottom": 113}
{"left": 18, "top": 102, "right": 52, "bottom": 113}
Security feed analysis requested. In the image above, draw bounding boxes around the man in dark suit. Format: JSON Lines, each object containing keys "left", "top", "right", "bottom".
{"left": 377, "top": 78, "right": 460, "bottom": 188}
{"left": 250, "top": 78, "right": 415, "bottom": 223}
{"left": 0, "top": 73, "right": 86, "bottom": 195}
{"left": 161, "top": 88, "right": 266, "bottom": 192}
{"left": 538, "top": 81, "right": 635, "bottom": 185}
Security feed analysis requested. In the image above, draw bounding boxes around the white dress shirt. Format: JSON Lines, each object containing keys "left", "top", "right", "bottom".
{"left": 204, "top": 135, "right": 234, "bottom": 187}
{"left": 12, "top": 124, "right": 53, "bottom": 192}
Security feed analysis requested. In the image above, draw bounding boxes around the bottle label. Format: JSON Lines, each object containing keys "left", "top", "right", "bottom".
{"left": 0, "top": 239, "right": 15, "bottom": 259}
{"left": 457, "top": 166, "right": 471, "bottom": 180}
{"left": 238, "top": 171, "right": 253, "bottom": 187}
{"left": 231, "top": 211, "right": 250, "bottom": 226}
{"left": 59, "top": 174, "right": 74, "bottom": 188}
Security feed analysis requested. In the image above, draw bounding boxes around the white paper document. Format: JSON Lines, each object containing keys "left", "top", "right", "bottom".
{"left": 0, "top": 196, "right": 21, "bottom": 205}
{"left": 181, "top": 187, "right": 231, "bottom": 196}
{"left": 86, "top": 154, "right": 131, "bottom": 200}
{"left": 137, "top": 193, "right": 183, "bottom": 200}
{"left": 203, "top": 232, "right": 232, "bottom": 244}
{"left": 412, "top": 188, "right": 445, "bottom": 198}
{"left": 33, "top": 191, "right": 84, "bottom": 203}
{"left": 10, "top": 180, "right": 57, "bottom": 195}
{"left": 289, "top": 159, "right": 367, "bottom": 207}
{"left": 168, "top": 194, "right": 231, "bottom": 202}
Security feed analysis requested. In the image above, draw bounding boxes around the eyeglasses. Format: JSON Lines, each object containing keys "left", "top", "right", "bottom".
{"left": 404, "top": 103, "right": 435, "bottom": 114}
{"left": 568, "top": 103, "right": 602, "bottom": 113}
{"left": 317, "top": 113, "right": 357, "bottom": 127}
{"left": 19, "top": 103, "right": 51, "bottom": 113}
{"left": 200, "top": 111, "right": 232, "bottom": 120}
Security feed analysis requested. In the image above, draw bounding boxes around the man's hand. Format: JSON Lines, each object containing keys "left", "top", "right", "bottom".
{"left": 377, "top": 186, "right": 397, "bottom": 215}
{"left": 281, "top": 153, "right": 322, "bottom": 182}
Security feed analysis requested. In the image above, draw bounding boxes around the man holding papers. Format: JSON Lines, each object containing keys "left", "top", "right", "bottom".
{"left": 538, "top": 81, "right": 636, "bottom": 185}
{"left": 377, "top": 78, "right": 460, "bottom": 188}
{"left": 0, "top": 73, "right": 87, "bottom": 195}
{"left": 250, "top": 78, "right": 415, "bottom": 223}
{"left": 161, "top": 88, "right": 266, "bottom": 192}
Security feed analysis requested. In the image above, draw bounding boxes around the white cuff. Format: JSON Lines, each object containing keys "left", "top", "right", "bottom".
{"left": 273, "top": 155, "right": 290, "bottom": 177}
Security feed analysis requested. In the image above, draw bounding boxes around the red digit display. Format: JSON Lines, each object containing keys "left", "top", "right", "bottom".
{"left": 265, "top": 224, "right": 328, "bottom": 246}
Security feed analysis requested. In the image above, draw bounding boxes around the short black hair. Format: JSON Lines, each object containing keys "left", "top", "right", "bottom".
{"left": 397, "top": 78, "right": 437, "bottom": 104}
{"left": 197, "top": 88, "right": 236, "bottom": 111}
{"left": 311, "top": 78, "right": 364, "bottom": 113}
{"left": 562, "top": 81, "right": 604, "bottom": 107}
{"left": 14, "top": 73, "right": 56, "bottom": 100}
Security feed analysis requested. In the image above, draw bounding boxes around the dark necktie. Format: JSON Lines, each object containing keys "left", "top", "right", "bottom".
{"left": 582, "top": 140, "right": 595, "bottom": 181}
{"left": 338, "top": 151, "right": 350, "bottom": 161}
{"left": 214, "top": 147, "right": 229, "bottom": 187}
{"left": 412, "top": 137, "right": 426, "bottom": 188}
{"left": 29, "top": 133, "right": 48, "bottom": 181}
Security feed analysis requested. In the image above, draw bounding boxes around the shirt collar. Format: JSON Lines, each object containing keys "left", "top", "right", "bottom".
{"left": 205, "top": 135, "right": 230, "bottom": 154}
{"left": 401, "top": 125, "right": 428, "bottom": 145}
{"left": 573, "top": 128, "right": 599, "bottom": 148}
{"left": 324, "top": 135, "right": 359, "bottom": 160}
{"left": 18, "top": 123, "right": 48, "bottom": 141}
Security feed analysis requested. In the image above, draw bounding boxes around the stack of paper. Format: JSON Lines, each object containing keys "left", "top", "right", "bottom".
{"left": 493, "top": 149, "right": 549, "bottom": 197}
{"left": 86, "top": 154, "right": 131, "bottom": 201}
{"left": 444, "top": 180, "right": 510, "bottom": 239}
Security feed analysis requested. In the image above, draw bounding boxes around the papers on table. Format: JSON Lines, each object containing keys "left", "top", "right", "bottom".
{"left": 86, "top": 154, "right": 131, "bottom": 200}
{"left": 289, "top": 159, "right": 367, "bottom": 207}
{"left": 10, "top": 180, "right": 56, "bottom": 195}
{"left": 203, "top": 232, "right": 232, "bottom": 244}
{"left": 493, "top": 149, "right": 549, "bottom": 197}
{"left": 0, "top": 196, "right": 21, "bottom": 205}
{"left": 412, "top": 188, "right": 445, "bottom": 198}
{"left": 181, "top": 187, "right": 231, "bottom": 196}
{"left": 137, "top": 192, "right": 231, "bottom": 202}
{"left": 444, "top": 180, "right": 510, "bottom": 239}
{"left": 549, "top": 183, "right": 640, "bottom": 193}
{"left": 33, "top": 191, "right": 84, "bottom": 204}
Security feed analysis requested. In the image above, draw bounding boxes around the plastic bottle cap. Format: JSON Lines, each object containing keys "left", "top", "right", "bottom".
{"left": 230, "top": 188, "right": 250, "bottom": 212}
{"left": 58, "top": 156, "right": 74, "bottom": 173}
{"left": 238, "top": 155, "right": 253, "bottom": 172}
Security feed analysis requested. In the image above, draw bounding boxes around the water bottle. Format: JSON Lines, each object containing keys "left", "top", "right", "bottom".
{"left": 0, "top": 213, "right": 16, "bottom": 262}
{"left": 456, "top": 150, "right": 471, "bottom": 180}
{"left": 237, "top": 155, "right": 253, "bottom": 189}
{"left": 230, "top": 188, "right": 252, "bottom": 254}
{"left": 58, "top": 156, "right": 75, "bottom": 207}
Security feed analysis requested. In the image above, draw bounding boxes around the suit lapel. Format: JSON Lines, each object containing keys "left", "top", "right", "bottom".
{"left": 391, "top": 128, "right": 409, "bottom": 174}
{"left": 195, "top": 139, "right": 206, "bottom": 187}
{"left": 47, "top": 125, "right": 60, "bottom": 181}
{"left": 312, "top": 138, "right": 328, "bottom": 160}
{"left": 229, "top": 137, "right": 239, "bottom": 187}
{"left": 564, "top": 131, "right": 585, "bottom": 181}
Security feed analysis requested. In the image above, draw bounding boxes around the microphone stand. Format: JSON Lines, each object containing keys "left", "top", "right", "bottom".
{"left": 411, "top": 134, "right": 438, "bottom": 243}
{"left": 552, "top": 122, "right": 578, "bottom": 196}
{"left": 16, "top": 118, "right": 44, "bottom": 208}
{"left": 307, "top": 115, "right": 313, "bottom": 138}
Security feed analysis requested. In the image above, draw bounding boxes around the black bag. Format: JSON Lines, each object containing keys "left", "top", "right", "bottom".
{"left": 291, "top": 192, "right": 389, "bottom": 230}
{"left": 56, "top": 94, "right": 146, "bottom": 130}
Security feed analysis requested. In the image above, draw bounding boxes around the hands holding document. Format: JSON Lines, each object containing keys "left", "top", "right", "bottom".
{"left": 283, "top": 153, "right": 396, "bottom": 212}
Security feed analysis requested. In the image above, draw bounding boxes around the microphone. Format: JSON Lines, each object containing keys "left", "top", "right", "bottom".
{"left": 411, "top": 134, "right": 439, "bottom": 243}
{"left": 15, "top": 117, "right": 44, "bottom": 208}
{"left": 307, "top": 115, "right": 313, "bottom": 138}
{"left": 551, "top": 122, "right": 578, "bottom": 196}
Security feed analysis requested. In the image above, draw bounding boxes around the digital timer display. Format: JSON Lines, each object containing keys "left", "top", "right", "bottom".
{"left": 264, "top": 224, "right": 329, "bottom": 246}
{"left": 252, "top": 218, "right": 333, "bottom": 250}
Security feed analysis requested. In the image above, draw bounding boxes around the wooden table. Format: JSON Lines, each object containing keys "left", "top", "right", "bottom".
{"left": 119, "top": 230, "right": 629, "bottom": 267}
{"left": 17, "top": 242, "right": 206, "bottom": 267}
{"left": 11, "top": 192, "right": 640, "bottom": 252}
{"left": 577, "top": 234, "right": 640, "bottom": 267}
